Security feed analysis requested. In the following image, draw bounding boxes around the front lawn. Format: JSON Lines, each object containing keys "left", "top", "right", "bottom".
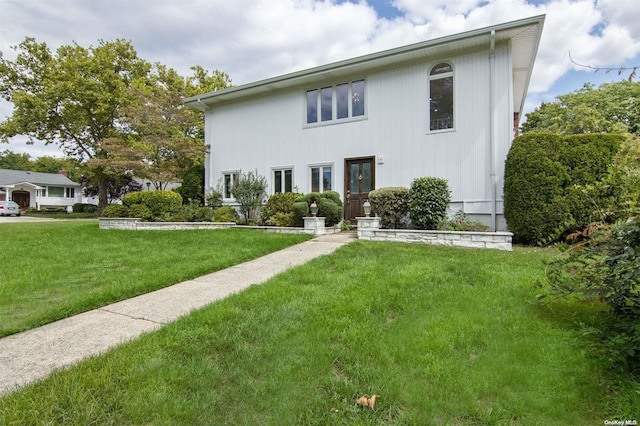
{"left": 1, "top": 241, "right": 637, "bottom": 424}
{"left": 0, "top": 222, "right": 311, "bottom": 337}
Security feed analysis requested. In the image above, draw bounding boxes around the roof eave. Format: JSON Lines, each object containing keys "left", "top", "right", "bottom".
{"left": 184, "top": 14, "right": 545, "bottom": 110}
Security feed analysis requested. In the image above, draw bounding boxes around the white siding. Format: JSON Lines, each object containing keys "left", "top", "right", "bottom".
{"left": 205, "top": 45, "right": 514, "bottom": 227}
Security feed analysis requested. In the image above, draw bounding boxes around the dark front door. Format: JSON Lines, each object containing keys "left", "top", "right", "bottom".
{"left": 12, "top": 191, "right": 29, "bottom": 210}
{"left": 344, "top": 157, "right": 375, "bottom": 223}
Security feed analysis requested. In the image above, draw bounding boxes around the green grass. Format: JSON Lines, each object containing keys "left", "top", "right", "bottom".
{"left": 23, "top": 211, "right": 98, "bottom": 219}
{"left": 0, "top": 221, "right": 311, "bottom": 337}
{"left": 1, "top": 241, "right": 637, "bottom": 424}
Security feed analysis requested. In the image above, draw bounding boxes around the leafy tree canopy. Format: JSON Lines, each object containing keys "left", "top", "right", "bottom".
{"left": 0, "top": 37, "right": 231, "bottom": 210}
{"left": 521, "top": 81, "right": 640, "bottom": 135}
{"left": 0, "top": 37, "right": 151, "bottom": 209}
{"left": 0, "top": 149, "right": 83, "bottom": 181}
{"left": 0, "top": 149, "right": 31, "bottom": 170}
{"left": 96, "top": 64, "right": 229, "bottom": 190}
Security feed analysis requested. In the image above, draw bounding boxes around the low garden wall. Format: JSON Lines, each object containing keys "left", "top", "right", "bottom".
{"left": 98, "top": 217, "right": 341, "bottom": 236}
{"left": 357, "top": 217, "right": 513, "bottom": 251}
{"left": 99, "top": 217, "right": 512, "bottom": 250}
{"left": 99, "top": 218, "right": 235, "bottom": 231}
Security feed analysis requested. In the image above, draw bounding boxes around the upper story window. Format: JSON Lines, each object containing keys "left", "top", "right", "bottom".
{"left": 429, "top": 63, "right": 454, "bottom": 131}
{"left": 306, "top": 80, "right": 365, "bottom": 126}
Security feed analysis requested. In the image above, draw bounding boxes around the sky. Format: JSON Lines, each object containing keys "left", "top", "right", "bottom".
{"left": 1, "top": 0, "right": 639, "bottom": 158}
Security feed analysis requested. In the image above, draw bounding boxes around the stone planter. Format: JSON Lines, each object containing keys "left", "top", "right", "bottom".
{"left": 356, "top": 217, "right": 512, "bottom": 250}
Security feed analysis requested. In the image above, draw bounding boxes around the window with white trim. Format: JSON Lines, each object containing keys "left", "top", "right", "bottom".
{"left": 310, "top": 165, "right": 332, "bottom": 193}
{"left": 306, "top": 80, "right": 365, "bottom": 125}
{"left": 429, "top": 63, "right": 454, "bottom": 131}
{"left": 66, "top": 188, "right": 75, "bottom": 198}
{"left": 223, "top": 172, "right": 239, "bottom": 199}
{"left": 273, "top": 168, "right": 293, "bottom": 193}
{"left": 48, "top": 186, "right": 64, "bottom": 198}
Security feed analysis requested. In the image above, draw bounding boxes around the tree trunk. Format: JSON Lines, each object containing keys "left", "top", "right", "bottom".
{"left": 96, "top": 171, "right": 109, "bottom": 214}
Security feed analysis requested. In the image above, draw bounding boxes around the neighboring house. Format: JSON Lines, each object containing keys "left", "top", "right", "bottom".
{"left": 0, "top": 168, "right": 83, "bottom": 210}
{"left": 185, "top": 15, "right": 545, "bottom": 231}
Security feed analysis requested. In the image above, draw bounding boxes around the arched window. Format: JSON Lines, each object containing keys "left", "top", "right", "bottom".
{"left": 429, "top": 62, "right": 454, "bottom": 131}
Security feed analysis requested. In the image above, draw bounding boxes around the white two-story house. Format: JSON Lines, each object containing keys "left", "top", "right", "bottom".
{"left": 185, "top": 15, "right": 545, "bottom": 231}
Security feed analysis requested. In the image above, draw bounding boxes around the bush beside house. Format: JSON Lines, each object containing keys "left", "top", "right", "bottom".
{"left": 408, "top": 177, "right": 451, "bottom": 230}
{"left": 260, "top": 192, "right": 299, "bottom": 227}
{"left": 368, "top": 187, "right": 409, "bottom": 229}
{"left": 292, "top": 191, "right": 343, "bottom": 227}
{"left": 504, "top": 133, "right": 628, "bottom": 245}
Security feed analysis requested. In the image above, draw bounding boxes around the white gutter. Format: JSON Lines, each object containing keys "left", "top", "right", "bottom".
{"left": 489, "top": 30, "right": 497, "bottom": 231}
{"left": 196, "top": 98, "right": 208, "bottom": 112}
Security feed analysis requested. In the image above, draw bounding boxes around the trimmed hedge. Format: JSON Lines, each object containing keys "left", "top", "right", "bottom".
{"left": 127, "top": 204, "right": 153, "bottom": 221}
{"left": 213, "top": 206, "right": 240, "bottom": 223}
{"left": 504, "top": 133, "right": 625, "bottom": 245}
{"left": 72, "top": 203, "right": 98, "bottom": 213}
{"left": 292, "top": 191, "right": 343, "bottom": 226}
{"left": 407, "top": 177, "right": 451, "bottom": 230}
{"left": 368, "top": 187, "right": 409, "bottom": 229}
{"left": 122, "top": 190, "right": 183, "bottom": 219}
{"left": 101, "top": 204, "right": 129, "bottom": 218}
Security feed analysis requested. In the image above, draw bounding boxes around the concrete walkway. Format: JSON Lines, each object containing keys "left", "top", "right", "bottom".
{"left": 0, "top": 232, "right": 356, "bottom": 396}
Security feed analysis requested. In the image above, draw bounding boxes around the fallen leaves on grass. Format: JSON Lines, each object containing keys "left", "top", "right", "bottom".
{"left": 356, "top": 394, "right": 379, "bottom": 410}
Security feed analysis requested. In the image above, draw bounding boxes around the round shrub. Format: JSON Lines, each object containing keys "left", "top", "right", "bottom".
{"left": 368, "top": 187, "right": 409, "bottom": 229}
{"left": 292, "top": 192, "right": 343, "bottom": 227}
{"left": 101, "top": 204, "right": 129, "bottom": 218}
{"left": 127, "top": 204, "right": 153, "bottom": 221}
{"left": 121, "top": 190, "right": 182, "bottom": 218}
{"left": 260, "top": 192, "right": 299, "bottom": 225}
{"left": 407, "top": 177, "right": 451, "bottom": 230}
{"left": 318, "top": 197, "right": 342, "bottom": 226}
{"left": 194, "top": 206, "right": 215, "bottom": 222}
{"left": 143, "top": 190, "right": 183, "bottom": 217}
{"left": 292, "top": 200, "right": 310, "bottom": 226}
{"left": 321, "top": 190, "right": 341, "bottom": 205}
{"left": 213, "top": 205, "right": 240, "bottom": 223}
{"left": 122, "top": 191, "right": 145, "bottom": 207}
{"left": 270, "top": 212, "right": 296, "bottom": 227}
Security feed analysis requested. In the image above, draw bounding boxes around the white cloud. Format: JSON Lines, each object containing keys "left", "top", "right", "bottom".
{"left": 1, "top": 0, "right": 639, "bottom": 156}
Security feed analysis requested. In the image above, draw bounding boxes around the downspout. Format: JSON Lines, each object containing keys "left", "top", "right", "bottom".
{"left": 489, "top": 30, "right": 497, "bottom": 232}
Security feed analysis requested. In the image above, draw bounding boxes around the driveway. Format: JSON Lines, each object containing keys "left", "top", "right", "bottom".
{"left": 0, "top": 215, "right": 57, "bottom": 223}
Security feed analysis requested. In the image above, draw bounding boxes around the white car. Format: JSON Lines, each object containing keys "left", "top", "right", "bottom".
{"left": 0, "top": 201, "right": 22, "bottom": 216}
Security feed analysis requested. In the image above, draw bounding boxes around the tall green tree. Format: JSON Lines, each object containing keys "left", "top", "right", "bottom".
{"left": 521, "top": 81, "right": 640, "bottom": 135}
{"left": 0, "top": 149, "right": 83, "bottom": 181}
{"left": 96, "top": 64, "right": 230, "bottom": 191}
{"left": 0, "top": 149, "right": 31, "bottom": 170}
{"left": 32, "top": 156, "right": 83, "bottom": 181}
{"left": 0, "top": 37, "right": 151, "bottom": 211}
